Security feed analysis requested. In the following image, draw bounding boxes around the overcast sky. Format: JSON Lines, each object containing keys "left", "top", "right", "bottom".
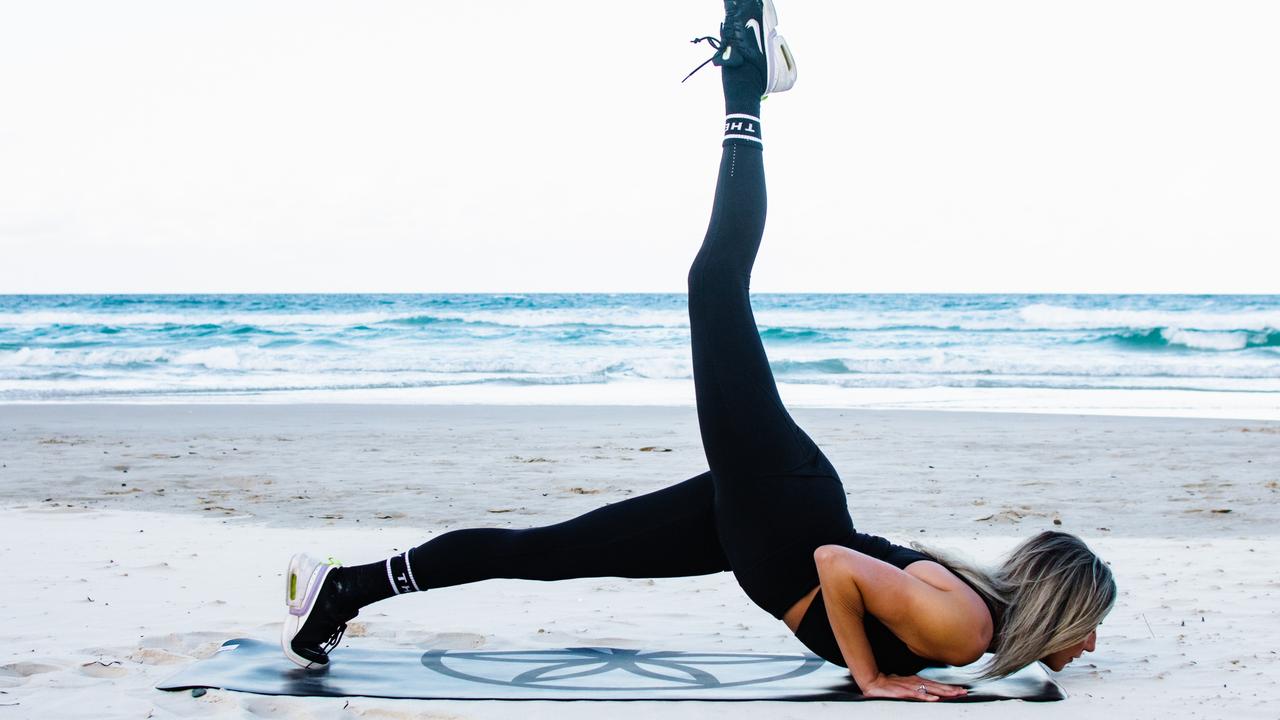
{"left": 2, "top": 1, "right": 1277, "bottom": 294}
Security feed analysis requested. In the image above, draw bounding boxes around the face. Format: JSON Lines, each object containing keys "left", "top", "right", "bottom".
{"left": 1040, "top": 628, "right": 1097, "bottom": 671}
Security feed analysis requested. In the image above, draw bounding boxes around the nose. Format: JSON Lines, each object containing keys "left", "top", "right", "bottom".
{"left": 1083, "top": 630, "right": 1097, "bottom": 653}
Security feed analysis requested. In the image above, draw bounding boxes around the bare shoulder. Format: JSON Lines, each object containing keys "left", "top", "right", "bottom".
{"left": 900, "top": 560, "right": 994, "bottom": 661}
{"left": 904, "top": 559, "right": 990, "bottom": 612}
{"left": 902, "top": 559, "right": 968, "bottom": 591}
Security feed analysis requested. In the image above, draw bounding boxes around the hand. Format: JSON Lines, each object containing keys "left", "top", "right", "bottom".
{"left": 860, "top": 673, "right": 969, "bottom": 701}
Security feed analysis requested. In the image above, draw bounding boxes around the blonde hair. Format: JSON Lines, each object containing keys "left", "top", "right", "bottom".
{"left": 910, "top": 530, "right": 1117, "bottom": 680}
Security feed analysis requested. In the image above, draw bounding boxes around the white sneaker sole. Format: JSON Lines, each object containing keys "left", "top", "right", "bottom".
{"left": 280, "top": 553, "right": 335, "bottom": 670}
{"left": 762, "top": 0, "right": 797, "bottom": 96}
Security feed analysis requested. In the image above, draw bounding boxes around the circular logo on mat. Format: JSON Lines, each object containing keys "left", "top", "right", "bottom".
{"left": 419, "top": 647, "right": 825, "bottom": 691}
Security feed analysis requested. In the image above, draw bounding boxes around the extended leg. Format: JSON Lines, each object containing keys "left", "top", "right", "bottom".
{"left": 684, "top": 3, "right": 855, "bottom": 622}
{"left": 284, "top": 472, "right": 730, "bottom": 666}
{"left": 686, "top": 81, "right": 817, "bottom": 481}
{"left": 333, "top": 471, "right": 728, "bottom": 609}
{"left": 402, "top": 471, "right": 729, "bottom": 588}
{"left": 687, "top": 139, "right": 853, "bottom": 618}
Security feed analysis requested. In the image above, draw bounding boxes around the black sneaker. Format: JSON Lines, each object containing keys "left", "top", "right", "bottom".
{"left": 684, "top": 0, "right": 797, "bottom": 97}
{"left": 281, "top": 553, "right": 358, "bottom": 669}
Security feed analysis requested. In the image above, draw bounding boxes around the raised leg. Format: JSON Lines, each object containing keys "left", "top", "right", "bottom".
{"left": 686, "top": 125, "right": 818, "bottom": 482}
{"left": 683, "top": 9, "right": 856, "bottom": 621}
{"left": 687, "top": 139, "right": 851, "bottom": 620}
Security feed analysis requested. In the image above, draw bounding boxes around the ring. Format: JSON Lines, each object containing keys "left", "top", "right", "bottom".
{"left": 917, "top": 684, "right": 927, "bottom": 694}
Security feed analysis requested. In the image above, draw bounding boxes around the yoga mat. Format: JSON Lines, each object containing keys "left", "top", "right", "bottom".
{"left": 157, "top": 638, "right": 1065, "bottom": 702}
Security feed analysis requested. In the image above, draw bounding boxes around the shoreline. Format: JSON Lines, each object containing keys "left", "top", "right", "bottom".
{"left": 3, "top": 381, "right": 1279, "bottom": 421}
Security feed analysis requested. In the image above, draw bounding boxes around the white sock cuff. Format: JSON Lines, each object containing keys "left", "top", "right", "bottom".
{"left": 402, "top": 550, "right": 421, "bottom": 592}
{"left": 723, "top": 114, "right": 762, "bottom": 144}
{"left": 384, "top": 557, "right": 401, "bottom": 595}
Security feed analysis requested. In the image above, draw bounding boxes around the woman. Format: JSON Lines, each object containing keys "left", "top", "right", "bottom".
{"left": 281, "top": 0, "right": 1117, "bottom": 701}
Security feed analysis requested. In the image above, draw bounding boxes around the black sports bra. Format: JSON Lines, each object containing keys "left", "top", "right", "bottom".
{"left": 793, "top": 531, "right": 996, "bottom": 679}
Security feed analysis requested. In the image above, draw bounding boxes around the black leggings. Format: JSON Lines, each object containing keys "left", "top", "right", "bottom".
{"left": 405, "top": 142, "right": 856, "bottom": 620}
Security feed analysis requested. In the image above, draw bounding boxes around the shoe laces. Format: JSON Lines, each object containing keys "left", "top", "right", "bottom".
{"left": 320, "top": 622, "right": 347, "bottom": 656}
{"left": 681, "top": 35, "right": 723, "bottom": 84}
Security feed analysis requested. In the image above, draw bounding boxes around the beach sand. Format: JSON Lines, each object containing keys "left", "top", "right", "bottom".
{"left": 2, "top": 403, "right": 1277, "bottom": 718}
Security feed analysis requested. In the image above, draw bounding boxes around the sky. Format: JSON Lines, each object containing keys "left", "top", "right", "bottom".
{"left": 1, "top": 1, "right": 1278, "bottom": 294}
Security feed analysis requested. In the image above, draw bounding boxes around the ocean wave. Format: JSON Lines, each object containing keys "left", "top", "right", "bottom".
{"left": 617, "top": 358, "right": 689, "bottom": 379}
{"left": 384, "top": 314, "right": 507, "bottom": 328}
{"left": 1, "top": 346, "right": 168, "bottom": 367}
{"left": 0, "top": 371, "right": 624, "bottom": 400}
{"left": 1019, "top": 303, "right": 1280, "bottom": 333}
{"left": 6, "top": 372, "right": 1276, "bottom": 403}
{"left": 0, "top": 311, "right": 404, "bottom": 328}
{"left": 759, "top": 327, "right": 836, "bottom": 342}
{"left": 1109, "top": 327, "right": 1280, "bottom": 351}
{"left": 772, "top": 358, "right": 851, "bottom": 374}
{"left": 5, "top": 340, "right": 1277, "bottom": 380}
{"left": 11, "top": 305, "right": 1278, "bottom": 337}
{"left": 783, "top": 353, "right": 1280, "bottom": 379}
{"left": 0, "top": 309, "right": 688, "bottom": 331}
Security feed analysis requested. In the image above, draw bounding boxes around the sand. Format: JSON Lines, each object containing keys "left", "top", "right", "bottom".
{"left": 1, "top": 403, "right": 1278, "bottom": 718}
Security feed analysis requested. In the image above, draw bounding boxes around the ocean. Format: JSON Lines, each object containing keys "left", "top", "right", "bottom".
{"left": 1, "top": 294, "right": 1277, "bottom": 417}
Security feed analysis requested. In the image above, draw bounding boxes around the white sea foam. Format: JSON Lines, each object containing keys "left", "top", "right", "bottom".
{"left": 0, "top": 310, "right": 405, "bottom": 328}
{"left": 5, "top": 337, "right": 1277, "bottom": 383}
{"left": 0, "top": 308, "right": 694, "bottom": 330}
{"left": 1159, "top": 328, "right": 1253, "bottom": 351}
{"left": 5, "top": 304, "right": 1275, "bottom": 334}
{"left": 170, "top": 346, "right": 247, "bottom": 370}
{"left": 1019, "top": 304, "right": 1280, "bottom": 332}
{"left": 0, "top": 346, "right": 170, "bottom": 367}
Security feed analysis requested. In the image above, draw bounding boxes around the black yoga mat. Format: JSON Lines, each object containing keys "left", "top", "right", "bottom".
{"left": 157, "top": 638, "right": 1065, "bottom": 702}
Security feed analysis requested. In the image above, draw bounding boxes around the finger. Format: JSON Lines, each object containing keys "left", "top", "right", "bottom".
{"left": 926, "top": 681, "right": 962, "bottom": 696}
{"left": 926, "top": 681, "right": 968, "bottom": 696}
{"left": 910, "top": 686, "right": 941, "bottom": 701}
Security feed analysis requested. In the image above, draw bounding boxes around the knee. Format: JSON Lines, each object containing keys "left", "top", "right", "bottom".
{"left": 686, "top": 258, "right": 705, "bottom": 295}
{"left": 687, "top": 252, "right": 745, "bottom": 297}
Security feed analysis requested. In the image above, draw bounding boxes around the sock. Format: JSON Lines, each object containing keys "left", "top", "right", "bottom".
{"left": 721, "top": 65, "right": 762, "bottom": 147}
{"left": 331, "top": 549, "right": 424, "bottom": 611}
{"left": 722, "top": 63, "right": 763, "bottom": 117}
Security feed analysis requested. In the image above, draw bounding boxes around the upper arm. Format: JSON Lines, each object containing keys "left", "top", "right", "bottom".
{"left": 813, "top": 545, "right": 991, "bottom": 667}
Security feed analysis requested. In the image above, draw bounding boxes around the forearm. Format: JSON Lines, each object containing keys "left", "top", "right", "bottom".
{"left": 814, "top": 551, "right": 882, "bottom": 689}
{"left": 812, "top": 545, "right": 981, "bottom": 701}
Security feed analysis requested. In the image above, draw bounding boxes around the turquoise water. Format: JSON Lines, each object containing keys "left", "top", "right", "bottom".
{"left": 1, "top": 294, "right": 1277, "bottom": 404}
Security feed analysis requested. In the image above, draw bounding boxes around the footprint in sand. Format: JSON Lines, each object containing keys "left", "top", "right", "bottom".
{"left": 0, "top": 661, "right": 64, "bottom": 688}
{"left": 334, "top": 704, "right": 458, "bottom": 719}
{"left": 126, "top": 647, "right": 188, "bottom": 666}
{"left": 974, "top": 506, "right": 1054, "bottom": 524}
{"left": 243, "top": 697, "right": 315, "bottom": 718}
{"left": 397, "top": 631, "right": 488, "bottom": 649}
{"left": 137, "top": 630, "right": 231, "bottom": 659}
{"left": 79, "top": 660, "right": 127, "bottom": 678}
